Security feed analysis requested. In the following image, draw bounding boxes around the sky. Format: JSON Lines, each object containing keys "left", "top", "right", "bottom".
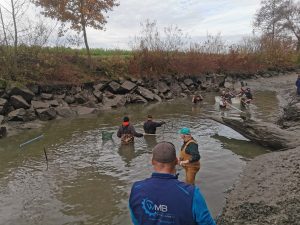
{"left": 85, "top": 0, "right": 262, "bottom": 49}
{"left": 0, "top": 0, "right": 262, "bottom": 49}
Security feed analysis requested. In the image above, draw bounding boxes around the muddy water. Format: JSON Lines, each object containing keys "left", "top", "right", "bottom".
{"left": 0, "top": 92, "right": 278, "bottom": 225}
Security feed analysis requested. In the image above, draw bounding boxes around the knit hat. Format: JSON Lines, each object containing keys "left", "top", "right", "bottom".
{"left": 179, "top": 127, "right": 191, "bottom": 135}
{"left": 152, "top": 142, "right": 176, "bottom": 163}
{"left": 123, "top": 116, "right": 129, "bottom": 122}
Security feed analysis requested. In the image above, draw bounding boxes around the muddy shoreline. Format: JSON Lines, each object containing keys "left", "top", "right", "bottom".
{"left": 217, "top": 73, "right": 300, "bottom": 225}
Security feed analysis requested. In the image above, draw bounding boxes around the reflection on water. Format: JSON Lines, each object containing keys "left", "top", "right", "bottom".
{"left": 0, "top": 92, "right": 276, "bottom": 225}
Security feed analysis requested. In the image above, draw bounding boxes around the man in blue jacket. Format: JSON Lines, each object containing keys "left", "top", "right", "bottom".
{"left": 296, "top": 74, "right": 300, "bottom": 96}
{"left": 129, "top": 142, "right": 216, "bottom": 225}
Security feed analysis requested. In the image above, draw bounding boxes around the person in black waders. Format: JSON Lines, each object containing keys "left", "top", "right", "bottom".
{"left": 117, "top": 116, "right": 143, "bottom": 144}
{"left": 143, "top": 115, "right": 166, "bottom": 134}
{"left": 178, "top": 127, "right": 201, "bottom": 185}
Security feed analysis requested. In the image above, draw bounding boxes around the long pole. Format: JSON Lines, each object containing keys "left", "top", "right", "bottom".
{"left": 225, "top": 101, "right": 243, "bottom": 113}
{"left": 20, "top": 134, "right": 44, "bottom": 148}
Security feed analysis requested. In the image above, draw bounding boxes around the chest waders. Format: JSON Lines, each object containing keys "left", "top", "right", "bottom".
{"left": 180, "top": 139, "right": 200, "bottom": 185}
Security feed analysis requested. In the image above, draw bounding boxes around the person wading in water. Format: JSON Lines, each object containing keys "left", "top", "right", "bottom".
{"left": 143, "top": 115, "right": 165, "bottom": 134}
{"left": 117, "top": 116, "right": 143, "bottom": 144}
{"left": 178, "top": 127, "right": 201, "bottom": 185}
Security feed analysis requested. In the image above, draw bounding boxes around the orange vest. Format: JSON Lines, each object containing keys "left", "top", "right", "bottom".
{"left": 180, "top": 139, "right": 200, "bottom": 168}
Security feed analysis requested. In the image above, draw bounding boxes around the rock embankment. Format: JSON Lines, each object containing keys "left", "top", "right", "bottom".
{"left": 0, "top": 74, "right": 227, "bottom": 138}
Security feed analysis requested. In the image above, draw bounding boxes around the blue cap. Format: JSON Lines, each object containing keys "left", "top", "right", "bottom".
{"left": 179, "top": 127, "right": 191, "bottom": 135}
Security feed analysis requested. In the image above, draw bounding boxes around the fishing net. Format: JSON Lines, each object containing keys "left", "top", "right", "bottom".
{"left": 102, "top": 131, "right": 114, "bottom": 141}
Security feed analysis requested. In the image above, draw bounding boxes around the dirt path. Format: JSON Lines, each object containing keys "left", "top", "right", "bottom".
{"left": 217, "top": 73, "right": 300, "bottom": 225}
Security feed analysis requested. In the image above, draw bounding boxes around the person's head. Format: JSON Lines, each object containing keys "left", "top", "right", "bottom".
{"left": 147, "top": 115, "right": 153, "bottom": 120}
{"left": 123, "top": 116, "right": 130, "bottom": 126}
{"left": 179, "top": 127, "right": 192, "bottom": 141}
{"left": 152, "top": 142, "right": 178, "bottom": 174}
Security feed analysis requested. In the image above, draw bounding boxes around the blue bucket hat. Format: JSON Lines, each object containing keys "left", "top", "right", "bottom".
{"left": 179, "top": 127, "right": 191, "bottom": 135}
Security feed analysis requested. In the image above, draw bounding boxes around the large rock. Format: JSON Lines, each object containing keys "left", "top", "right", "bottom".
{"left": 47, "top": 100, "right": 59, "bottom": 107}
{"left": 73, "top": 106, "right": 97, "bottom": 115}
{"left": 56, "top": 106, "right": 76, "bottom": 118}
{"left": 154, "top": 94, "right": 162, "bottom": 102}
{"left": 155, "top": 82, "right": 170, "bottom": 94}
{"left": 74, "top": 93, "right": 88, "bottom": 104}
{"left": 120, "top": 81, "right": 137, "bottom": 93}
{"left": 0, "top": 115, "right": 4, "bottom": 124}
{"left": 41, "top": 93, "right": 53, "bottom": 100}
{"left": 93, "top": 90, "right": 103, "bottom": 102}
{"left": 31, "top": 100, "right": 50, "bottom": 109}
{"left": 0, "top": 98, "right": 9, "bottom": 115}
{"left": 36, "top": 108, "right": 57, "bottom": 121}
{"left": 7, "top": 108, "right": 27, "bottom": 121}
{"left": 93, "top": 83, "right": 106, "bottom": 91}
{"left": 170, "top": 82, "right": 182, "bottom": 96}
{"left": 180, "top": 83, "right": 188, "bottom": 90}
{"left": 10, "top": 95, "right": 30, "bottom": 109}
{"left": 107, "top": 81, "right": 121, "bottom": 94}
{"left": 64, "top": 95, "right": 75, "bottom": 104}
{"left": 7, "top": 86, "right": 34, "bottom": 102}
{"left": 128, "top": 94, "right": 148, "bottom": 104}
{"left": 183, "top": 78, "right": 194, "bottom": 86}
{"left": 102, "top": 95, "right": 127, "bottom": 108}
{"left": 136, "top": 86, "right": 155, "bottom": 101}
{"left": 0, "top": 126, "right": 7, "bottom": 138}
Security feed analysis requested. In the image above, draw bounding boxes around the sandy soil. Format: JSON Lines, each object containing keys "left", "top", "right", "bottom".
{"left": 217, "top": 73, "right": 300, "bottom": 225}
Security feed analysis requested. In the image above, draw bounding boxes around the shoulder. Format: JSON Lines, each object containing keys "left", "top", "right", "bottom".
{"left": 173, "top": 179, "right": 195, "bottom": 197}
{"left": 131, "top": 178, "right": 150, "bottom": 191}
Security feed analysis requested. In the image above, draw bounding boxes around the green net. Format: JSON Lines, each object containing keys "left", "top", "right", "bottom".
{"left": 102, "top": 131, "right": 114, "bottom": 141}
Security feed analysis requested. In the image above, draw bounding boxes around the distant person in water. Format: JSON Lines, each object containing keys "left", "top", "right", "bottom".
{"left": 117, "top": 116, "right": 143, "bottom": 144}
{"left": 192, "top": 94, "right": 203, "bottom": 104}
{"left": 296, "top": 74, "right": 300, "bottom": 96}
{"left": 143, "top": 115, "right": 165, "bottom": 134}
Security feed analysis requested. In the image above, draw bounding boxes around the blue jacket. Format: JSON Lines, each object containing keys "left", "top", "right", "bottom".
{"left": 296, "top": 78, "right": 300, "bottom": 88}
{"left": 129, "top": 173, "right": 216, "bottom": 225}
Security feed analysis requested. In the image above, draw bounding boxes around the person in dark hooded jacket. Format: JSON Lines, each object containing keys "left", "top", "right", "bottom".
{"left": 117, "top": 116, "right": 143, "bottom": 144}
{"left": 143, "top": 115, "right": 165, "bottom": 134}
{"left": 296, "top": 74, "right": 300, "bottom": 96}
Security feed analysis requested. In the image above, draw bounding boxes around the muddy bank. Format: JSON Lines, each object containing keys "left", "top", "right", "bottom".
{"left": 218, "top": 73, "right": 300, "bottom": 225}
{"left": 217, "top": 147, "right": 300, "bottom": 225}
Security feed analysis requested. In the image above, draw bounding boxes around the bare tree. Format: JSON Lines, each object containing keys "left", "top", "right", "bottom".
{"left": 0, "top": 6, "right": 8, "bottom": 46}
{"left": 254, "top": 0, "right": 287, "bottom": 40}
{"left": 280, "top": 0, "right": 300, "bottom": 50}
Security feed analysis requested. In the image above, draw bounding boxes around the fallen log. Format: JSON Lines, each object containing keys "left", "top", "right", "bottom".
{"left": 208, "top": 116, "right": 300, "bottom": 150}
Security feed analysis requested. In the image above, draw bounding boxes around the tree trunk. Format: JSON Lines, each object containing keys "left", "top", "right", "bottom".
{"left": 10, "top": 0, "right": 18, "bottom": 80}
{"left": 11, "top": 0, "right": 18, "bottom": 49}
{"left": 297, "top": 38, "right": 300, "bottom": 52}
{"left": 82, "top": 23, "right": 92, "bottom": 69}
{"left": 0, "top": 7, "right": 8, "bottom": 46}
{"left": 208, "top": 116, "right": 300, "bottom": 150}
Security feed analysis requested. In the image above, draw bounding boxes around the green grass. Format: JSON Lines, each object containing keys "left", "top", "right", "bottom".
{"left": 41, "top": 47, "right": 133, "bottom": 57}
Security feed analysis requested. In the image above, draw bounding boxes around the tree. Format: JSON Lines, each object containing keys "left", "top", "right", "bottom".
{"left": 280, "top": 0, "right": 300, "bottom": 50}
{"left": 0, "top": 6, "right": 8, "bottom": 46}
{"left": 254, "top": 0, "right": 287, "bottom": 40}
{"left": 32, "top": 0, "right": 119, "bottom": 68}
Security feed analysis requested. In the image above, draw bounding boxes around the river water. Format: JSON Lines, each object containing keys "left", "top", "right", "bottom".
{"left": 0, "top": 91, "right": 278, "bottom": 225}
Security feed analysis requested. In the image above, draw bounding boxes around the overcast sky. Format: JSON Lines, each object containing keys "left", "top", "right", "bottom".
{"left": 1, "top": 0, "right": 262, "bottom": 49}
{"left": 85, "top": 0, "right": 262, "bottom": 49}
